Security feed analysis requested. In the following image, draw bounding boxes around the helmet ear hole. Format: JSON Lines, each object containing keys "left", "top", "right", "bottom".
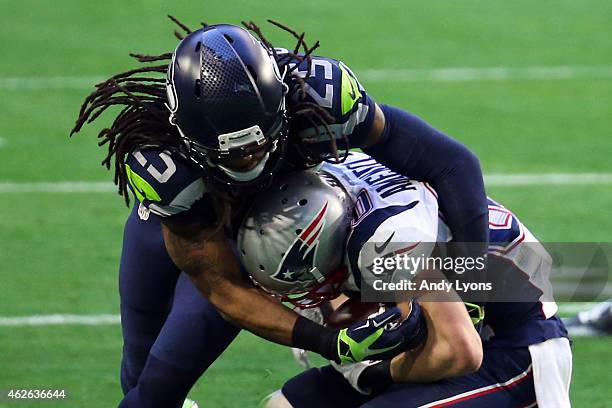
{"left": 280, "top": 184, "right": 288, "bottom": 191}
{"left": 295, "top": 229, "right": 302, "bottom": 235}
{"left": 298, "top": 199, "right": 308, "bottom": 206}
{"left": 259, "top": 265, "right": 265, "bottom": 271}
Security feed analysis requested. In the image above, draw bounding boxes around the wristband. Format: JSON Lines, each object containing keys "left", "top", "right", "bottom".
{"left": 358, "top": 360, "right": 394, "bottom": 395}
{"left": 292, "top": 315, "right": 339, "bottom": 362}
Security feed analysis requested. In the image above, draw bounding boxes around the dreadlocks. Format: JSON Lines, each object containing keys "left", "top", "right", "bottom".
{"left": 243, "top": 19, "right": 349, "bottom": 165}
{"left": 71, "top": 16, "right": 342, "bottom": 206}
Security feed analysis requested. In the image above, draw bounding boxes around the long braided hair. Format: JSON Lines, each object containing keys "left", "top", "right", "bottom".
{"left": 71, "top": 16, "right": 342, "bottom": 207}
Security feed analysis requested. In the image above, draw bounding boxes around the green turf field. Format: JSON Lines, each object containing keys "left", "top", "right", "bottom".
{"left": 1, "top": 0, "right": 611, "bottom": 406}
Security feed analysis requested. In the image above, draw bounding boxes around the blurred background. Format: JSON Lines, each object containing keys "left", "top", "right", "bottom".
{"left": 1, "top": 0, "right": 611, "bottom": 406}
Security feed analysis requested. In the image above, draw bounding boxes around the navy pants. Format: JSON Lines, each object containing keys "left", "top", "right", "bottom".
{"left": 283, "top": 347, "right": 536, "bottom": 407}
{"left": 118, "top": 204, "right": 240, "bottom": 408}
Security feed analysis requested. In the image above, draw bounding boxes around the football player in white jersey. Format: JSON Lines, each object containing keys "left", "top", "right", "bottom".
{"left": 239, "top": 152, "right": 572, "bottom": 407}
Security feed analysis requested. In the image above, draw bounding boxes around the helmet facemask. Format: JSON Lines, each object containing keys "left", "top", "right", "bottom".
{"left": 177, "top": 110, "right": 289, "bottom": 193}
{"left": 280, "top": 266, "right": 349, "bottom": 308}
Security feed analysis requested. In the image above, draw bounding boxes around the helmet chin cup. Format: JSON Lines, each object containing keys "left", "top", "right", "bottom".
{"left": 217, "top": 151, "right": 271, "bottom": 182}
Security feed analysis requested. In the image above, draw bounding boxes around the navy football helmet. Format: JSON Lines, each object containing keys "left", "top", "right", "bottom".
{"left": 165, "top": 24, "right": 288, "bottom": 191}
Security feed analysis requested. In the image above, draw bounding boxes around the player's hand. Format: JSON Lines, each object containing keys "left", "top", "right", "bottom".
{"left": 335, "top": 300, "right": 427, "bottom": 363}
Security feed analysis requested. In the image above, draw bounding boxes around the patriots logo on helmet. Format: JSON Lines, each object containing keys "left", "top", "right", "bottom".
{"left": 271, "top": 202, "right": 329, "bottom": 284}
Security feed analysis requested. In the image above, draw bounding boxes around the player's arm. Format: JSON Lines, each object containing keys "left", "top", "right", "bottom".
{"left": 300, "top": 58, "right": 488, "bottom": 252}
{"left": 352, "top": 286, "right": 482, "bottom": 394}
{"left": 161, "top": 220, "right": 300, "bottom": 345}
{"left": 161, "top": 220, "right": 424, "bottom": 364}
{"left": 389, "top": 299, "right": 482, "bottom": 382}
{"left": 363, "top": 104, "right": 489, "bottom": 254}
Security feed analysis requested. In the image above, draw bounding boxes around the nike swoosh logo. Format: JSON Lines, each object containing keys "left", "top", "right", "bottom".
{"left": 353, "top": 309, "right": 397, "bottom": 331}
{"left": 371, "top": 311, "right": 398, "bottom": 328}
{"left": 374, "top": 232, "right": 395, "bottom": 253}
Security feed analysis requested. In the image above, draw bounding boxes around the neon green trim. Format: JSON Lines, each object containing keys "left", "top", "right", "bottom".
{"left": 337, "top": 328, "right": 400, "bottom": 363}
{"left": 464, "top": 302, "right": 485, "bottom": 325}
{"left": 339, "top": 64, "right": 362, "bottom": 115}
{"left": 125, "top": 164, "right": 161, "bottom": 202}
{"left": 181, "top": 399, "right": 198, "bottom": 408}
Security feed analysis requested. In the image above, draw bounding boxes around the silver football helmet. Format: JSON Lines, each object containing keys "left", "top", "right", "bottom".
{"left": 238, "top": 169, "right": 352, "bottom": 308}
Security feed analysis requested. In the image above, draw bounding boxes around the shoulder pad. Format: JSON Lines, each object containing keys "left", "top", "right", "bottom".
{"left": 288, "top": 56, "right": 376, "bottom": 148}
{"left": 125, "top": 147, "right": 215, "bottom": 220}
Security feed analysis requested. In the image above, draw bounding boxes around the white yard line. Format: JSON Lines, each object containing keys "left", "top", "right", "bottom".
{"left": 485, "top": 173, "right": 612, "bottom": 186}
{"left": 0, "top": 314, "right": 120, "bottom": 327}
{"left": 358, "top": 65, "right": 612, "bottom": 82}
{"left": 1, "top": 173, "right": 611, "bottom": 193}
{"left": 0, "top": 181, "right": 116, "bottom": 193}
{"left": 2, "top": 65, "right": 612, "bottom": 90}
{"left": 0, "top": 303, "right": 599, "bottom": 327}
{"left": 0, "top": 76, "right": 107, "bottom": 90}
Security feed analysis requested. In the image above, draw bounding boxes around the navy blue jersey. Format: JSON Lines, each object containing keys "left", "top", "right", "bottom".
{"left": 124, "top": 147, "right": 219, "bottom": 225}
{"left": 125, "top": 55, "right": 376, "bottom": 224}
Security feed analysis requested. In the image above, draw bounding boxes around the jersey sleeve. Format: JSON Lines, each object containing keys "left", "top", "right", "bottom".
{"left": 288, "top": 56, "right": 376, "bottom": 151}
{"left": 124, "top": 147, "right": 218, "bottom": 225}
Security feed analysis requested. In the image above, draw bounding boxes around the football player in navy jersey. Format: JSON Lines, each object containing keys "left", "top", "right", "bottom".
{"left": 238, "top": 157, "right": 571, "bottom": 407}
{"left": 71, "top": 17, "right": 489, "bottom": 408}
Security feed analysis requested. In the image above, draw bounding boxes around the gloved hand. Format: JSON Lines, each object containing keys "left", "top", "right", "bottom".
{"left": 335, "top": 300, "right": 427, "bottom": 364}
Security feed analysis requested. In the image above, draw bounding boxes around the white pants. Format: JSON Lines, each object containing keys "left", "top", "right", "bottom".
{"left": 528, "top": 337, "right": 573, "bottom": 408}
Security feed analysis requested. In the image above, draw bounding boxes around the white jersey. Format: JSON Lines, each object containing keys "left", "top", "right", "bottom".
{"left": 322, "top": 152, "right": 567, "bottom": 347}
{"left": 321, "top": 152, "right": 440, "bottom": 292}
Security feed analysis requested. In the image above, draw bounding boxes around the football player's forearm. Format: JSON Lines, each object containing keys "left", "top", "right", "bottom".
{"left": 162, "top": 223, "right": 295, "bottom": 344}
{"left": 161, "top": 222, "right": 338, "bottom": 356}
{"left": 390, "top": 301, "right": 482, "bottom": 382}
{"left": 191, "top": 270, "right": 338, "bottom": 359}
{"left": 390, "top": 340, "right": 462, "bottom": 382}
{"left": 198, "top": 275, "right": 298, "bottom": 344}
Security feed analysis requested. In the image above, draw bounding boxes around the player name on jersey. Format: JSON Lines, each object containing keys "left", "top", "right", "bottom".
{"left": 343, "top": 156, "right": 417, "bottom": 199}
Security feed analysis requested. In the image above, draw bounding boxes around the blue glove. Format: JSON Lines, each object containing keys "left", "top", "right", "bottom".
{"left": 336, "top": 300, "right": 427, "bottom": 364}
